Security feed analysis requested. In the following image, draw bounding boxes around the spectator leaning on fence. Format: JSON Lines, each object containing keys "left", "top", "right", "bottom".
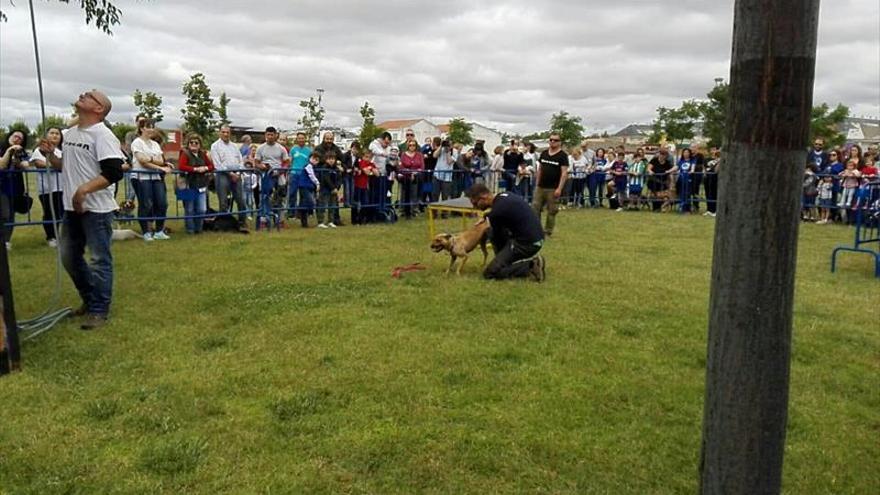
{"left": 0, "top": 130, "right": 31, "bottom": 249}
{"left": 210, "top": 126, "right": 246, "bottom": 223}
{"left": 532, "top": 132, "right": 569, "bottom": 237}
{"left": 295, "top": 152, "right": 321, "bottom": 228}
{"left": 288, "top": 132, "right": 312, "bottom": 218}
{"left": 341, "top": 141, "right": 360, "bottom": 209}
{"left": 399, "top": 139, "right": 424, "bottom": 219}
{"left": 30, "top": 127, "right": 65, "bottom": 247}
{"left": 254, "top": 126, "right": 290, "bottom": 213}
{"left": 628, "top": 148, "right": 648, "bottom": 211}
{"left": 177, "top": 133, "right": 215, "bottom": 234}
{"left": 647, "top": 147, "right": 674, "bottom": 211}
{"left": 316, "top": 152, "right": 343, "bottom": 228}
{"left": 369, "top": 132, "right": 392, "bottom": 207}
{"left": 130, "top": 118, "right": 172, "bottom": 241}
{"left": 53, "top": 89, "right": 124, "bottom": 330}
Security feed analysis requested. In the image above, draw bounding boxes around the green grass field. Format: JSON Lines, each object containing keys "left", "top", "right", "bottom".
{"left": 0, "top": 208, "right": 877, "bottom": 494}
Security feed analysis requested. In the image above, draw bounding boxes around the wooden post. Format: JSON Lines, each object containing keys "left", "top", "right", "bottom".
{"left": 699, "top": 1, "right": 820, "bottom": 493}
{"left": 0, "top": 238, "right": 20, "bottom": 374}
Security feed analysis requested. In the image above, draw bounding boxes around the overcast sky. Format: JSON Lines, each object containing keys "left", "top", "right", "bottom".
{"left": 1, "top": 0, "right": 878, "bottom": 135}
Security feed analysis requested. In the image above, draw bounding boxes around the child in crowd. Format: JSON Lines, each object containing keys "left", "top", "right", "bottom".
{"left": 295, "top": 152, "right": 321, "bottom": 228}
{"left": 516, "top": 156, "right": 533, "bottom": 199}
{"left": 386, "top": 146, "right": 400, "bottom": 201}
{"left": 628, "top": 149, "right": 648, "bottom": 210}
{"left": 569, "top": 148, "right": 588, "bottom": 208}
{"left": 802, "top": 162, "right": 818, "bottom": 222}
{"left": 609, "top": 151, "right": 629, "bottom": 211}
{"left": 816, "top": 175, "right": 834, "bottom": 224}
{"left": 838, "top": 158, "right": 862, "bottom": 223}
{"left": 317, "top": 153, "right": 343, "bottom": 228}
{"left": 353, "top": 150, "right": 377, "bottom": 224}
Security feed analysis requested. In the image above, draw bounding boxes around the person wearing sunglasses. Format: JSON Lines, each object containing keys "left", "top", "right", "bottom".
{"left": 177, "top": 134, "right": 215, "bottom": 234}
{"left": 531, "top": 132, "right": 569, "bottom": 237}
{"left": 47, "top": 89, "right": 125, "bottom": 329}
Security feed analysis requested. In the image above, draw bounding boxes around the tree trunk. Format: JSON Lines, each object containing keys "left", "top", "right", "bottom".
{"left": 0, "top": 239, "right": 20, "bottom": 375}
{"left": 699, "top": 1, "right": 820, "bottom": 493}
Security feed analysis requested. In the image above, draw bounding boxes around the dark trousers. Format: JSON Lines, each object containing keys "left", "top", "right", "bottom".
{"left": 39, "top": 191, "right": 65, "bottom": 241}
{"left": 704, "top": 173, "right": 718, "bottom": 213}
{"left": 484, "top": 234, "right": 541, "bottom": 280}
{"left": 400, "top": 179, "right": 418, "bottom": 218}
{"left": 588, "top": 172, "right": 604, "bottom": 206}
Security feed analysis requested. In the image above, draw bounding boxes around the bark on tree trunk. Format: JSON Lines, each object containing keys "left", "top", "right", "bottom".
{"left": 699, "top": 1, "right": 820, "bottom": 494}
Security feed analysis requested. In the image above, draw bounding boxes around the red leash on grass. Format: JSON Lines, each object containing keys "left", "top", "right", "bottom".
{"left": 391, "top": 263, "right": 426, "bottom": 279}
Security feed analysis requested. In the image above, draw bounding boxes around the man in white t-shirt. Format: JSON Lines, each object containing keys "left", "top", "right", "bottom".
{"left": 39, "top": 89, "right": 124, "bottom": 330}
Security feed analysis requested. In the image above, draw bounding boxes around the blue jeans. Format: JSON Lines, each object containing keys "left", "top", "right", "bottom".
{"left": 587, "top": 172, "right": 604, "bottom": 207}
{"left": 131, "top": 178, "right": 168, "bottom": 233}
{"left": 297, "top": 187, "right": 316, "bottom": 226}
{"left": 183, "top": 190, "right": 207, "bottom": 233}
{"left": 61, "top": 211, "right": 114, "bottom": 316}
{"left": 287, "top": 172, "right": 300, "bottom": 216}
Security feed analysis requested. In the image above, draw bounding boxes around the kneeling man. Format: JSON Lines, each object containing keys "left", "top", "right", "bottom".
{"left": 466, "top": 183, "right": 545, "bottom": 282}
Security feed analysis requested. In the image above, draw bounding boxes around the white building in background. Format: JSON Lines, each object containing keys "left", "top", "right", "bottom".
{"left": 375, "top": 119, "right": 441, "bottom": 146}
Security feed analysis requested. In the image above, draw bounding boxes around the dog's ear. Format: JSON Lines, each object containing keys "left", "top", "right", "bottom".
{"left": 442, "top": 233, "right": 453, "bottom": 240}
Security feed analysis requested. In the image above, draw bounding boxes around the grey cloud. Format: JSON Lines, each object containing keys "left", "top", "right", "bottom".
{"left": 0, "top": 0, "right": 877, "bottom": 135}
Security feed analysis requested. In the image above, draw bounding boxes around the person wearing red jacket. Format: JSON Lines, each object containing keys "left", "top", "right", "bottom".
{"left": 177, "top": 133, "right": 215, "bottom": 233}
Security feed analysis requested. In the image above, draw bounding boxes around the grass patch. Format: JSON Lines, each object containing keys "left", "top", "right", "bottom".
{"left": 138, "top": 437, "right": 207, "bottom": 476}
{"left": 0, "top": 208, "right": 877, "bottom": 493}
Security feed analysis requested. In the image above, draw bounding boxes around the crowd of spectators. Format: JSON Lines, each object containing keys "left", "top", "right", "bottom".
{"left": 2, "top": 122, "right": 879, "bottom": 248}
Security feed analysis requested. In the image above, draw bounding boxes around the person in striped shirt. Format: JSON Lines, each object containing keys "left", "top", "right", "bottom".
{"left": 628, "top": 148, "right": 648, "bottom": 210}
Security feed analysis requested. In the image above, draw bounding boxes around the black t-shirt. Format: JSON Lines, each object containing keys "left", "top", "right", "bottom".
{"left": 537, "top": 150, "right": 569, "bottom": 189}
{"left": 503, "top": 150, "right": 524, "bottom": 172}
{"left": 649, "top": 156, "right": 673, "bottom": 175}
{"left": 488, "top": 192, "right": 544, "bottom": 245}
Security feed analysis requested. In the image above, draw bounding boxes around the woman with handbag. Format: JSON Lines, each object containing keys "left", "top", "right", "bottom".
{"left": 177, "top": 134, "right": 215, "bottom": 234}
{"left": 0, "top": 130, "right": 31, "bottom": 249}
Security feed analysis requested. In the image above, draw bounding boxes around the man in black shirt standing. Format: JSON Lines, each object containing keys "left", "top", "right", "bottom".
{"left": 466, "top": 184, "right": 545, "bottom": 282}
{"left": 532, "top": 132, "right": 569, "bottom": 236}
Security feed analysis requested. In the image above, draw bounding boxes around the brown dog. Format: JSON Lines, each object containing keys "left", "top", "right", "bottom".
{"left": 430, "top": 220, "right": 490, "bottom": 275}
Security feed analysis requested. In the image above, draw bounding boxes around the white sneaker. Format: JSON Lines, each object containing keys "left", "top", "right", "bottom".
{"left": 47, "top": 239, "right": 58, "bottom": 248}
{"left": 616, "top": 207, "right": 624, "bottom": 212}
{"left": 328, "top": 222, "right": 337, "bottom": 228}
{"left": 144, "top": 232, "right": 154, "bottom": 242}
{"left": 4, "top": 242, "right": 10, "bottom": 251}
{"left": 153, "top": 231, "right": 170, "bottom": 240}
{"left": 707, "top": 212, "right": 716, "bottom": 217}
{"left": 318, "top": 223, "right": 328, "bottom": 229}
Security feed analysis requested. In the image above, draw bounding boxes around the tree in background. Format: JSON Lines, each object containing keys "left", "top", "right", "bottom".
{"left": 810, "top": 103, "right": 849, "bottom": 148}
{"left": 34, "top": 115, "right": 68, "bottom": 139}
{"left": 216, "top": 92, "right": 231, "bottom": 127}
{"left": 180, "top": 73, "right": 217, "bottom": 141}
{"left": 357, "top": 101, "right": 385, "bottom": 148}
{"left": 522, "top": 130, "right": 550, "bottom": 142}
{"left": 549, "top": 111, "right": 584, "bottom": 148}
{"left": 701, "top": 82, "right": 730, "bottom": 149}
{"left": 298, "top": 93, "right": 325, "bottom": 145}
{"left": 649, "top": 101, "right": 702, "bottom": 145}
{"left": 132, "top": 89, "right": 164, "bottom": 123}
{"left": 656, "top": 80, "right": 849, "bottom": 150}
{"left": 447, "top": 118, "right": 474, "bottom": 146}
{"left": 1, "top": 0, "right": 121, "bottom": 34}
{"left": 110, "top": 122, "right": 135, "bottom": 144}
